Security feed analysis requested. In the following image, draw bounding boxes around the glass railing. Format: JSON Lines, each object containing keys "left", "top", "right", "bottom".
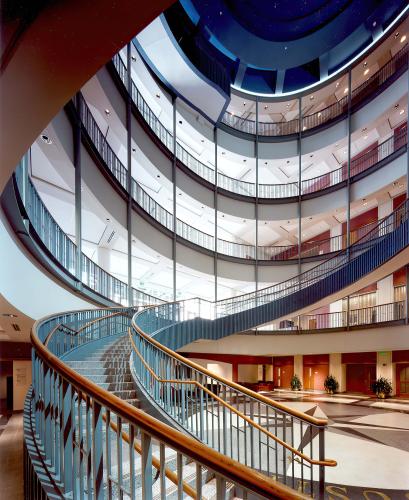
{"left": 257, "top": 300, "right": 405, "bottom": 332}
{"left": 112, "top": 53, "right": 408, "bottom": 200}
{"left": 28, "top": 308, "right": 298, "bottom": 499}
{"left": 14, "top": 157, "right": 162, "bottom": 306}
{"left": 79, "top": 92, "right": 404, "bottom": 263}
{"left": 222, "top": 45, "right": 408, "bottom": 137}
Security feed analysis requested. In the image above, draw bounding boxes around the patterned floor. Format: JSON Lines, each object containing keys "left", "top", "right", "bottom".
{"left": 261, "top": 390, "right": 409, "bottom": 497}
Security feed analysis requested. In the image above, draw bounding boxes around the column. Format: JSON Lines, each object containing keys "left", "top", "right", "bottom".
{"left": 126, "top": 43, "right": 133, "bottom": 306}
{"left": 294, "top": 355, "right": 303, "bottom": 387}
{"left": 255, "top": 97, "right": 259, "bottom": 295}
{"left": 74, "top": 93, "right": 82, "bottom": 284}
{"left": 297, "top": 97, "right": 302, "bottom": 274}
{"left": 214, "top": 127, "right": 218, "bottom": 302}
{"left": 330, "top": 223, "right": 343, "bottom": 252}
{"left": 172, "top": 97, "right": 177, "bottom": 301}
{"left": 329, "top": 353, "right": 345, "bottom": 392}
{"left": 376, "top": 352, "right": 395, "bottom": 396}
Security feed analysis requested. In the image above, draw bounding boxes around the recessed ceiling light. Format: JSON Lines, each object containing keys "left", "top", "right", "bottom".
{"left": 401, "top": 35, "right": 407, "bottom": 43}
{"left": 132, "top": 147, "right": 136, "bottom": 152}
{"left": 364, "top": 135, "right": 368, "bottom": 140}
{"left": 395, "top": 32, "right": 400, "bottom": 39}
{"left": 157, "top": 174, "right": 160, "bottom": 178}
{"left": 286, "top": 103, "right": 290, "bottom": 107}
{"left": 310, "top": 95, "right": 314, "bottom": 100}
{"left": 201, "top": 139, "right": 204, "bottom": 143}
{"left": 106, "top": 218, "right": 110, "bottom": 222}
{"left": 372, "top": 21, "right": 377, "bottom": 27}
{"left": 243, "top": 159, "right": 247, "bottom": 162}
{"left": 336, "top": 82, "right": 340, "bottom": 88}
{"left": 264, "top": 105, "right": 268, "bottom": 110}
{"left": 131, "top": 55, "right": 136, "bottom": 61}
{"left": 178, "top": 193, "right": 182, "bottom": 196}
{"left": 400, "top": 109, "right": 405, "bottom": 115}
{"left": 364, "top": 68, "right": 370, "bottom": 76}
{"left": 221, "top": 151, "right": 225, "bottom": 155}
{"left": 41, "top": 134, "right": 52, "bottom": 145}
{"left": 284, "top": 46, "right": 288, "bottom": 51}
{"left": 395, "top": 103, "right": 400, "bottom": 108}
{"left": 302, "top": 126, "right": 306, "bottom": 131}
{"left": 264, "top": 161, "right": 267, "bottom": 165}
{"left": 222, "top": 214, "right": 225, "bottom": 217}
{"left": 363, "top": 61, "right": 368, "bottom": 67}
{"left": 318, "top": 112, "right": 322, "bottom": 117}
{"left": 156, "top": 94, "right": 160, "bottom": 98}
{"left": 310, "top": 154, "right": 313, "bottom": 158}
{"left": 286, "top": 160, "right": 290, "bottom": 164}
{"left": 344, "top": 87, "right": 348, "bottom": 94}
{"left": 243, "top": 102, "right": 246, "bottom": 106}
{"left": 105, "top": 109, "right": 110, "bottom": 115}
{"left": 178, "top": 120, "right": 182, "bottom": 125}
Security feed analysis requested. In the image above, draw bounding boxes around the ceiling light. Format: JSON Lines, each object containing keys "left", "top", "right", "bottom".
{"left": 264, "top": 105, "right": 268, "bottom": 110}
{"left": 364, "top": 135, "right": 368, "bottom": 140}
{"left": 395, "top": 32, "right": 400, "bottom": 39}
{"left": 286, "top": 103, "right": 290, "bottom": 107}
{"left": 178, "top": 193, "right": 182, "bottom": 196}
{"left": 318, "top": 112, "right": 322, "bottom": 117}
{"left": 264, "top": 161, "right": 268, "bottom": 165}
{"left": 400, "top": 109, "right": 405, "bottom": 115}
{"left": 105, "top": 109, "right": 110, "bottom": 115}
{"left": 336, "top": 82, "right": 340, "bottom": 88}
{"left": 243, "top": 159, "right": 247, "bottom": 162}
{"left": 106, "top": 218, "right": 110, "bottom": 222}
{"left": 221, "top": 151, "right": 225, "bottom": 155}
{"left": 372, "top": 21, "right": 377, "bottom": 27}
{"left": 310, "top": 95, "right": 314, "bottom": 100}
{"left": 286, "top": 160, "right": 290, "bottom": 164}
{"left": 363, "top": 61, "right": 368, "bottom": 67}
{"left": 178, "top": 120, "right": 182, "bottom": 125}
{"left": 132, "top": 147, "right": 136, "bottom": 152}
{"left": 41, "top": 134, "right": 52, "bottom": 145}
{"left": 157, "top": 174, "right": 160, "bottom": 178}
{"left": 2, "top": 313, "right": 17, "bottom": 318}
{"left": 364, "top": 69, "right": 370, "bottom": 76}
{"left": 243, "top": 102, "right": 246, "bottom": 106}
{"left": 362, "top": 128, "right": 367, "bottom": 132}
{"left": 344, "top": 87, "right": 348, "bottom": 94}
{"left": 156, "top": 94, "right": 160, "bottom": 98}
{"left": 395, "top": 103, "right": 400, "bottom": 108}
{"left": 201, "top": 139, "right": 204, "bottom": 143}
{"left": 131, "top": 55, "right": 136, "bottom": 61}
{"left": 310, "top": 154, "right": 313, "bottom": 158}
{"left": 401, "top": 35, "right": 407, "bottom": 43}
{"left": 302, "top": 126, "right": 306, "bottom": 131}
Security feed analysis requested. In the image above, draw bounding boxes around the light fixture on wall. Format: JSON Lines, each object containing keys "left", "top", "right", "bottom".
{"left": 41, "top": 134, "right": 52, "bottom": 145}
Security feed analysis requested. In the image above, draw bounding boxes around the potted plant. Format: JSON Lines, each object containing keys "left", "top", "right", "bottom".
{"left": 324, "top": 375, "right": 339, "bottom": 394}
{"left": 371, "top": 377, "right": 392, "bottom": 399}
{"left": 290, "top": 374, "right": 302, "bottom": 391}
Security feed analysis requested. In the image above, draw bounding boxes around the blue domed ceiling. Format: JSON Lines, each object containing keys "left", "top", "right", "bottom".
{"left": 164, "top": 0, "right": 407, "bottom": 95}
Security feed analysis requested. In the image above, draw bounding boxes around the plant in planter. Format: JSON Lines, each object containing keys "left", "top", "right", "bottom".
{"left": 371, "top": 377, "right": 393, "bottom": 399}
{"left": 290, "top": 374, "right": 302, "bottom": 391}
{"left": 324, "top": 375, "right": 339, "bottom": 394}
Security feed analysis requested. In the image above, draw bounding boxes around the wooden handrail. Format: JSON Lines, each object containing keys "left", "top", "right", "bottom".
{"left": 129, "top": 328, "right": 337, "bottom": 468}
{"left": 31, "top": 311, "right": 309, "bottom": 500}
{"left": 131, "top": 309, "right": 330, "bottom": 427}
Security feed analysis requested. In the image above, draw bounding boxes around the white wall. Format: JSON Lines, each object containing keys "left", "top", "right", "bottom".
{"left": 13, "top": 360, "right": 32, "bottom": 411}
{"left": 329, "top": 353, "right": 345, "bottom": 392}
{"left": 376, "top": 351, "right": 396, "bottom": 395}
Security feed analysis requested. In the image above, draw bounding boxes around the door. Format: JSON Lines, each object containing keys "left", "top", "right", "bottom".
{"left": 396, "top": 364, "right": 409, "bottom": 396}
{"left": 303, "top": 365, "right": 329, "bottom": 390}
{"left": 346, "top": 364, "right": 376, "bottom": 394}
{"left": 273, "top": 364, "right": 293, "bottom": 389}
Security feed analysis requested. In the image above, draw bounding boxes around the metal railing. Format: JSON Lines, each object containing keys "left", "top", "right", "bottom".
{"left": 130, "top": 310, "right": 336, "bottom": 497}
{"left": 28, "top": 307, "right": 310, "bottom": 499}
{"left": 259, "top": 300, "right": 405, "bottom": 332}
{"left": 14, "top": 157, "right": 162, "bottom": 307}
{"left": 112, "top": 53, "right": 407, "bottom": 200}
{"left": 222, "top": 45, "right": 408, "bottom": 137}
{"left": 79, "top": 92, "right": 405, "bottom": 262}
{"left": 129, "top": 199, "right": 409, "bottom": 494}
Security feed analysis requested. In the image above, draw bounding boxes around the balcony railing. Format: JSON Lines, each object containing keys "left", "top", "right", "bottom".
{"left": 222, "top": 45, "right": 408, "bottom": 137}
{"left": 28, "top": 308, "right": 307, "bottom": 499}
{"left": 14, "top": 157, "right": 162, "bottom": 306}
{"left": 79, "top": 93, "right": 404, "bottom": 263}
{"left": 112, "top": 53, "right": 408, "bottom": 200}
{"left": 257, "top": 300, "right": 405, "bottom": 332}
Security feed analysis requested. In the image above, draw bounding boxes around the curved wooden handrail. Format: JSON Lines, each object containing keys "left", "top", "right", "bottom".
{"left": 31, "top": 310, "right": 310, "bottom": 500}
{"left": 131, "top": 309, "right": 330, "bottom": 428}
{"left": 128, "top": 327, "right": 337, "bottom": 468}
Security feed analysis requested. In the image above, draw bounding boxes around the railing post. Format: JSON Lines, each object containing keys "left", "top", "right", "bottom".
{"left": 141, "top": 432, "right": 153, "bottom": 500}
{"left": 92, "top": 399, "right": 104, "bottom": 500}
{"left": 318, "top": 427, "right": 326, "bottom": 499}
{"left": 61, "top": 380, "right": 73, "bottom": 495}
{"left": 126, "top": 42, "right": 133, "bottom": 307}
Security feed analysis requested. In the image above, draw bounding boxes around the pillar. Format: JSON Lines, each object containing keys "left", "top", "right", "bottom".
{"left": 294, "top": 355, "right": 303, "bottom": 387}
{"left": 329, "top": 353, "right": 345, "bottom": 392}
{"left": 376, "top": 351, "right": 395, "bottom": 396}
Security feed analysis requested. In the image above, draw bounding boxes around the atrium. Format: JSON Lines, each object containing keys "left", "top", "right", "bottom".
{"left": 1, "top": 1, "right": 409, "bottom": 498}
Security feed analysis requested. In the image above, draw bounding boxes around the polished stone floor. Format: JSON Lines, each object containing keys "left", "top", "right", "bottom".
{"left": 0, "top": 412, "right": 24, "bottom": 500}
{"left": 261, "top": 390, "right": 409, "bottom": 498}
